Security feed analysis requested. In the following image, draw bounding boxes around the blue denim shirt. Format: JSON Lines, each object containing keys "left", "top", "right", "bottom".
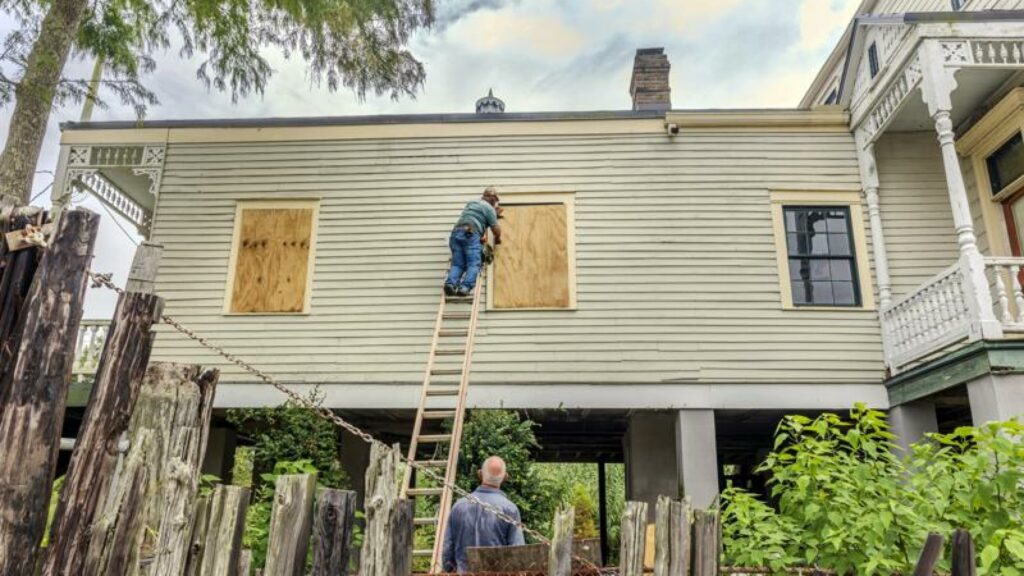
{"left": 442, "top": 486, "right": 526, "bottom": 572}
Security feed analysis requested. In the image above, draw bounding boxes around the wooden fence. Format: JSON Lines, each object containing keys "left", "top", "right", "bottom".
{"left": 0, "top": 208, "right": 987, "bottom": 576}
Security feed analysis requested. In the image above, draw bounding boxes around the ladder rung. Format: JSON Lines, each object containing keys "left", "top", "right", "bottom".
{"left": 426, "top": 387, "right": 459, "bottom": 396}
{"left": 443, "top": 312, "right": 471, "bottom": 320}
{"left": 422, "top": 410, "right": 456, "bottom": 419}
{"left": 445, "top": 296, "right": 474, "bottom": 304}
{"left": 418, "top": 434, "right": 452, "bottom": 443}
{"left": 435, "top": 348, "right": 466, "bottom": 355}
{"left": 414, "top": 517, "right": 437, "bottom": 526}
{"left": 439, "top": 330, "right": 468, "bottom": 337}
{"left": 430, "top": 368, "right": 462, "bottom": 376}
{"left": 413, "top": 549, "right": 433, "bottom": 557}
{"left": 407, "top": 487, "right": 444, "bottom": 497}
{"left": 416, "top": 460, "right": 448, "bottom": 468}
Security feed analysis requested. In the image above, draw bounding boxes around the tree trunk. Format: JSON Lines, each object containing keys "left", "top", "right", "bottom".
{"left": 42, "top": 243, "right": 164, "bottom": 575}
{"left": 0, "top": 208, "right": 99, "bottom": 574}
{"left": 0, "top": 0, "right": 89, "bottom": 207}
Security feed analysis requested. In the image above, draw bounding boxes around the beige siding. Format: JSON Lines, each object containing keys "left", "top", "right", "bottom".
{"left": 876, "top": 132, "right": 960, "bottom": 297}
{"left": 872, "top": 0, "right": 1024, "bottom": 12}
{"left": 148, "top": 127, "right": 883, "bottom": 388}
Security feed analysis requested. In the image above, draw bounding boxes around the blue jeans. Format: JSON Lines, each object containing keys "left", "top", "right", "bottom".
{"left": 445, "top": 227, "right": 482, "bottom": 291}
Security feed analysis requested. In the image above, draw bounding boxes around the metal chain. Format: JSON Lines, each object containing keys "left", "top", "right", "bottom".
{"left": 87, "top": 270, "right": 602, "bottom": 574}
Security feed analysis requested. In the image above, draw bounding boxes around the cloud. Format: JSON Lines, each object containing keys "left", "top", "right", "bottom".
{"left": 435, "top": 0, "right": 523, "bottom": 30}
{"left": 534, "top": 34, "right": 634, "bottom": 93}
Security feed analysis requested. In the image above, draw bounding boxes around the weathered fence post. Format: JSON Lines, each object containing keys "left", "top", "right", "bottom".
{"left": 389, "top": 499, "right": 415, "bottom": 576}
{"left": 692, "top": 509, "right": 719, "bottom": 576}
{"left": 360, "top": 442, "right": 406, "bottom": 576}
{"left": 264, "top": 474, "right": 317, "bottom": 576}
{"left": 0, "top": 206, "right": 44, "bottom": 387}
{"left": 912, "top": 532, "right": 945, "bottom": 576}
{"left": 619, "top": 501, "right": 648, "bottom": 576}
{"left": 185, "top": 495, "right": 214, "bottom": 576}
{"left": 0, "top": 208, "right": 99, "bottom": 575}
{"left": 237, "top": 550, "right": 252, "bottom": 576}
{"left": 85, "top": 362, "right": 219, "bottom": 575}
{"left": 311, "top": 488, "right": 357, "bottom": 576}
{"left": 42, "top": 242, "right": 164, "bottom": 575}
{"left": 670, "top": 499, "right": 691, "bottom": 576}
{"left": 197, "top": 485, "right": 250, "bottom": 576}
{"left": 952, "top": 528, "right": 977, "bottom": 576}
{"left": 654, "top": 497, "right": 671, "bottom": 576}
{"left": 549, "top": 506, "right": 575, "bottom": 576}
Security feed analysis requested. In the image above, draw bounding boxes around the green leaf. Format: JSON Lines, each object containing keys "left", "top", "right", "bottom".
{"left": 981, "top": 545, "right": 1001, "bottom": 569}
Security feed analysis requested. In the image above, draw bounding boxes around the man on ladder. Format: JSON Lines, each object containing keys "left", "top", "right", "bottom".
{"left": 444, "top": 187, "right": 502, "bottom": 297}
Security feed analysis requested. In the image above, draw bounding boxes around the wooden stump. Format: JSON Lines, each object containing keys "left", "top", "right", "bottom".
{"left": 199, "top": 485, "right": 250, "bottom": 576}
{"left": 0, "top": 206, "right": 44, "bottom": 388}
{"left": 311, "top": 489, "right": 357, "bottom": 576}
{"left": 692, "top": 509, "right": 719, "bottom": 576}
{"left": 359, "top": 443, "right": 403, "bottom": 576}
{"left": 85, "top": 362, "right": 219, "bottom": 575}
{"left": 42, "top": 243, "right": 164, "bottom": 576}
{"left": 263, "top": 474, "right": 316, "bottom": 576}
{"left": 549, "top": 506, "right": 575, "bottom": 576}
{"left": 669, "top": 499, "right": 691, "bottom": 576}
{"left": 0, "top": 208, "right": 99, "bottom": 575}
{"left": 619, "top": 501, "right": 648, "bottom": 576}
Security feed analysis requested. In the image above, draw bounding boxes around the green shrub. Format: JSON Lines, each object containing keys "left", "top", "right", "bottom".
{"left": 721, "top": 405, "right": 1024, "bottom": 575}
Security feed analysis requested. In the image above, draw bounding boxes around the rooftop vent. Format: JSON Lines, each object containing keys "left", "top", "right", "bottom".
{"left": 629, "top": 48, "right": 671, "bottom": 112}
{"left": 475, "top": 89, "right": 505, "bottom": 114}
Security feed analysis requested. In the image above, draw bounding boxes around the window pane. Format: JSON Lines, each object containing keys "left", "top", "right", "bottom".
{"left": 809, "top": 212, "right": 828, "bottom": 233}
{"left": 786, "top": 233, "right": 801, "bottom": 256}
{"left": 987, "top": 132, "right": 1024, "bottom": 193}
{"left": 784, "top": 211, "right": 797, "bottom": 232}
{"left": 833, "top": 281, "right": 857, "bottom": 305}
{"left": 828, "top": 233, "right": 851, "bottom": 256}
{"left": 791, "top": 281, "right": 811, "bottom": 305}
{"left": 830, "top": 260, "right": 852, "bottom": 281}
{"left": 826, "top": 211, "right": 848, "bottom": 233}
{"left": 810, "top": 233, "right": 830, "bottom": 254}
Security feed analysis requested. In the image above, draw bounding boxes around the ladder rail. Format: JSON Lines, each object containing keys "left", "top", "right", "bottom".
{"left": 400, "top": 288, "right": 449, "bottom": 499}
{"left": 430, "top": 273, "right": 485, "bottom": 572}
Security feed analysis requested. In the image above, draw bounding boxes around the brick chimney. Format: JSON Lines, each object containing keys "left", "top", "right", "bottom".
{"left": 629, "top": 48, "right": 671, "bottom": 112}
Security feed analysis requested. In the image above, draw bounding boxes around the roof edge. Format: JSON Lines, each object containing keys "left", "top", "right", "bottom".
{"left": 666, "top": 106, "right": 849, "bottom": 128}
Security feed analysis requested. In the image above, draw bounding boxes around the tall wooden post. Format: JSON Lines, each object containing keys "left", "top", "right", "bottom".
{"left": 912, "top": 533, "right": 945, "bottom": 576}
{"left": 597, "top": 460, "right": 608, "bottom": 565}
{"left": 360, "top": 443, "right": 404, "bottom": 576}
{"left": 311, "top": 489, "right": 357, "bottom": 576}
{"left": 263, "top": 474, "right": 317, "bottom": 576}
{"left": 0, "top": 206, "right": 44, "bottom": 389}
{"left": 951, "top": 529, "right": 976, "bottom": 576}
{"left": 692, "top": 509, "right": 719, "bottom": 576}
{"left": 84, "top": 362, "right": 219, "bottom": 575}
{"left": 669, "top": 499, "right": 691, "bottom": 576}
{"left": 619, "top": 501, "right": 648, "bottom": 576}
{"left": 198, "top": 485, "right": 251, "bottom": 576}
{"left": 549, "top": 506, "right": 575, "bottom": 576}
{"left": 42, "top": 242, "right": 164, "bottom": 575}
{"left": 0, "top": 208, "right": 100, "bottom": 575}
{"left": 654, "top": 496, "right": 672, "bottom": 576}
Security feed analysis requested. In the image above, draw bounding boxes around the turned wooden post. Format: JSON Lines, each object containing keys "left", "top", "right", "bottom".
{"left": 84, "top": 362, "right": 219, "bottom": 575}
{"left": 0, "top": 208, "right": 99, "bottom": 575}
{"left": 264, "top": 474, "right": 317, "bottom": 576}
{"left": 619, "top": 501, "right": 648, "bottom": 576}
{"left": 42, "top": 242, "right": 164, "bottom": 576}
{"left": 549, "top": 506, "right": 575, "bottom": 576}
{"left": 311, "top": 489, "right": 357, "bottom": 576}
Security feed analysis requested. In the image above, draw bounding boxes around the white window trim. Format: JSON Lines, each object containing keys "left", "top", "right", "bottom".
{"left": 769, "top": 190, "right": 876, "bottom": 311}
{"left": 223, "top": 198, "right": 320, "bottom": 316}
{"left": 485, "top": 190, "right": 578, "bottom": 311}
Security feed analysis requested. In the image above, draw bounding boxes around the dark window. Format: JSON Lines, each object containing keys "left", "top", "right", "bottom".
{"left": 784, "top": 206, "right": 861, "bottom": 307}
{"left": 987, "top": 132, "right": 1024, "bottom": 194}
{"left": 825, "top": 88, "right": 839, "bottom": 105}
{"left": 868, "top": 42, "right": 880, "bottom": 78}
{"left": 951, "top": 0, "right": 964, "bottom": 9}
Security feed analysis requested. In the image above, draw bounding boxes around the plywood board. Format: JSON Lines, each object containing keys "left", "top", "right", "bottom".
{"left": 493, "top": 203, "right": 570, "bottom": 309}
{"left": 230, "top": 207, "right": 314, "bottom": 313}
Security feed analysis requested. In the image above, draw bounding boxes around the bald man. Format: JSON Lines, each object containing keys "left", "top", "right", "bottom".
{"left": 441, "top": 455, "right": 525, "bottom": 573}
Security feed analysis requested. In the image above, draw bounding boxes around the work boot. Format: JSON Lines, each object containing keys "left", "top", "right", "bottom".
{"left": 444, "top": 284, "right": 456, "bottom": 296}
{"left": 456, "top": 287, "right": 471, "bottom": 297}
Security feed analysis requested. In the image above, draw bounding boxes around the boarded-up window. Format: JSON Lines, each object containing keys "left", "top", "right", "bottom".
{"left": 492, "top": 202, "right": 572, "bottom": 309}
{"left": 227, "top": 202, "right": 317, "bottom": 314}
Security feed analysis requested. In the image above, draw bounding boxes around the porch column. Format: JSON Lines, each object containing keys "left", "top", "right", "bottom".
{"left": 624, "top": 412, "right": 678, "bottom": 519}
{"left": 966, "top": 373, "right": 1024, "bottom": 424}
{"left": 888, "top": 401, "right": 938, "bottom": 455}
{"left": 919, "top": 39, "right": 1002, "bottom": 339}
{"left": 674, "top": 409, "right": 719, "bottom": 509}
{"left": 855, "top": 129, "right": 893, "bottom": 307}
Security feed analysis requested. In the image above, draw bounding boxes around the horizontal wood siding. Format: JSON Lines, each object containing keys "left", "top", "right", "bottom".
{"left": 147, "top": 127, "right": 884, "bottom": 390}
{"left": 876, "top": 132, "right": 960, "bottom": 297}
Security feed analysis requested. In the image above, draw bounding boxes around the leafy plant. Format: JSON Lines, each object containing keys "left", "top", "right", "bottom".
{"left": 720, "top": 406, "right": 1024, "bottom": 575}
{"left": 198, "top": 474, "right": 221, "bottom": 498}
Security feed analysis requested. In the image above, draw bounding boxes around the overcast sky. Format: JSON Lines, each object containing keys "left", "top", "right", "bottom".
{"left": 1, "top": 0, "right": 859, "bottom": 317}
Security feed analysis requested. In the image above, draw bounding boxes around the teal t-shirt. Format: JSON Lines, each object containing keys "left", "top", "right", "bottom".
{"left": 455, "top": 200, "right": 498, "bottom": 234}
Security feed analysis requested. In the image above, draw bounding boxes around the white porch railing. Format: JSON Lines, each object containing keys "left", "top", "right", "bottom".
{"left": 881, "top": 257, "right": 1024, "bottom": 373}
{"left": 73, "top": 319, "right": 109, "bottom": 380}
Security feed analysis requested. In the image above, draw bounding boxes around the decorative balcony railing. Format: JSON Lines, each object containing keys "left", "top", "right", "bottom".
{"left": 881, "top": 257, "right": 1024, "bottom": 373}
{"left": 73, "top": 319, "right": 109, "bottom": 380}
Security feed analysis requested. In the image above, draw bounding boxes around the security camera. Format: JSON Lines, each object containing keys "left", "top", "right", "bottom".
{"left": 666, "top": 123, "right": 679, "bottom": 135}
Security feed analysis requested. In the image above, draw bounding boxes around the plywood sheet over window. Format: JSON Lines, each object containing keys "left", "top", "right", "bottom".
{"left": 491, "top": 195, "right": 575, "bottom": 310}
{"left": 225, "top": 201, "right": 318, "bottom": 314}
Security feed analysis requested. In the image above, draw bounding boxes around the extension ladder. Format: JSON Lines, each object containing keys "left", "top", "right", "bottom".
{"left": 400, "top": 272, "right": 485, "bottom": 572}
